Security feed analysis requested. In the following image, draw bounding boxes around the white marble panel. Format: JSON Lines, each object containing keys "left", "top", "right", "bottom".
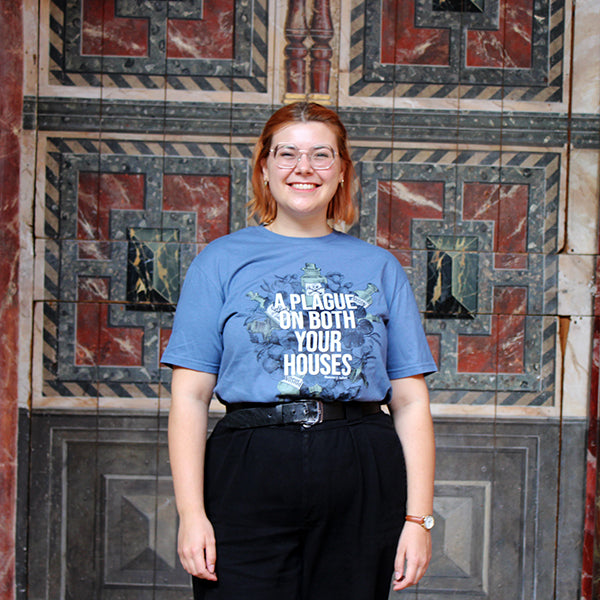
{"left": 561, "top": 315, "right": 593, "bottom": 418}
{"left": 558, "top": 254, "right": 596, "bottom": 317}
{"left": 571, "top": 0, "right": 600, "bottom": 115}
{"left": 565, "top": 149, "right": 600, "bottom": 255}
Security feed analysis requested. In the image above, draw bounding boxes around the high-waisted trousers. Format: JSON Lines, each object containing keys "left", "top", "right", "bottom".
{"left": 192, "top": 410, "right": 407, "bottom": 600}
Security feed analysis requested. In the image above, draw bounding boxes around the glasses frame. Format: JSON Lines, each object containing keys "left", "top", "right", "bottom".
{"left": 269, "top": 144, "right": 337, "bottom": 170}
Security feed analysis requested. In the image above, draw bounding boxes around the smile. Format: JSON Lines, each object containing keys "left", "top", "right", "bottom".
{"left": 289, "top": 183, "right": 318, "bottom": 190}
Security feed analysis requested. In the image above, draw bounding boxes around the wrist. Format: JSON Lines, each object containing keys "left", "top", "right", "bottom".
{"left": 405, "top": 513, "right": 435, "bottom": 531}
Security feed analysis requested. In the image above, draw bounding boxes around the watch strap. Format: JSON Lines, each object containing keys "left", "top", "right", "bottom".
{"left": 405, "top": 514, "right": 434, "bottom": 530}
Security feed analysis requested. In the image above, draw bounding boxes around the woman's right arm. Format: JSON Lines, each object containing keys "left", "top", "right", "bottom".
{"left": 168, "top": 366, "right": 218, "bottom": 581}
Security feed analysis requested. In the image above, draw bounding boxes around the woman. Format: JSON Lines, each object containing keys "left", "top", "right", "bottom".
{"left": 162, "top": 102, "right": 436, "bottom": 600}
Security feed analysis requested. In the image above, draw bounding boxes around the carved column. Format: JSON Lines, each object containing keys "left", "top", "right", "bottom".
{"left": 284, "top": 0, "right": 309, "bottom": 102}
{"left": 309, "top": 0, "right": 333, "bottom": 104}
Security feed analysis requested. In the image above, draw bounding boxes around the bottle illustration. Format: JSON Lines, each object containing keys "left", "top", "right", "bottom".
{"left": 301, "top": 263, "right": 327, "bottom": 307}
{"left": 353, "top": 283, "right": 378, "bottom": 308}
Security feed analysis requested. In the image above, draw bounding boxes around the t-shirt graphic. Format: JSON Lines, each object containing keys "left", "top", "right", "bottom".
{"left": 245, "top": 262, "right": 381, "bottom": 401}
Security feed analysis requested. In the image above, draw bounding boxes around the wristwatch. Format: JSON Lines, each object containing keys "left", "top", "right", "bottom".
{"left": 405, "top": 514, "right": 435, "bottom": 530}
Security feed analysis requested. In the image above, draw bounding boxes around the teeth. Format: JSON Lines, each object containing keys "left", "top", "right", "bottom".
{"left": 290, "top": 183, "right": 316, "bottom": 190}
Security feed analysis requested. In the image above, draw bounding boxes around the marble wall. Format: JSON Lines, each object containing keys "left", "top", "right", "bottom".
{"left": 0, "top": 2, "right": 24, "bottom": 598}
{"left": 3, "top": 0, "right": 600, "bottom": 598}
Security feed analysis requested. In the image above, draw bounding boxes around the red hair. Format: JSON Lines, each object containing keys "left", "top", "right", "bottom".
{"left": 248, "top": 102, "right": 357, "bottom": 227}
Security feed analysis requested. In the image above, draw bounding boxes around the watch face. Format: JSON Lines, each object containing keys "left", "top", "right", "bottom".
{"left": 423, "top": 515, "right": 435, "bottom": 530}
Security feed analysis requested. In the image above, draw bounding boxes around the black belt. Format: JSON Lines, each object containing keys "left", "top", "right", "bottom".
{"left": 221, "top": 400, "right": 381, "bottom": 429}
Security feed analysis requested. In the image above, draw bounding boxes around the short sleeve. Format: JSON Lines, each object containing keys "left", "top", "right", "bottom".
{"left": 385, "top": 269, "right": 437, "bottom": 379}
{"left": 160, "top": 257, "right": 224, "bottom": 373}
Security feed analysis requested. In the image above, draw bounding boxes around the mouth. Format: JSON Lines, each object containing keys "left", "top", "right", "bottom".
{"left": 289, "top": 183, "right": 319, "bottom": 190}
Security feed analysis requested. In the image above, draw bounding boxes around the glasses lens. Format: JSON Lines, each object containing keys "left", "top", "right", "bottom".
{"left": 310, "top": 147, "right": 335, "bottom": 169}
{"left": 273, "top": 145, "right": 299, "bottom": 168}
{"left": 272, "top": 145, "right": 335, "bottom": 169}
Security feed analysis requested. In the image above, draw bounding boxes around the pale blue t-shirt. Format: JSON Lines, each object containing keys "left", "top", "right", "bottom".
{"left": 161, "top": 226, "right": 436, "bottom": 404}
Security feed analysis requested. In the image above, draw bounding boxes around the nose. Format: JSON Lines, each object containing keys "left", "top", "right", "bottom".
{"left": 294, "top": 152, "right": 313, "bottom": 172}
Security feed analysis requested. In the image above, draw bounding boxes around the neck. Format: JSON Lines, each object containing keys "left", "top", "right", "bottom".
{"left": 266, "top": 216, "right": 333, "bottom": 238}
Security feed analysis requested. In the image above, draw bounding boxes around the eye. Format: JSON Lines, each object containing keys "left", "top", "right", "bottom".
{"left": 312, "top": 146, "right": 334, "bottom": 159}
{"left": 276, "top": 145, "right": 298, "bottom": 159}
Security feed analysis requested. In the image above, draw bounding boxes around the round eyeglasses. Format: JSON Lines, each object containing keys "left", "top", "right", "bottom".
{"left": 269, "top": 144, "right": 337, "bottom": 170}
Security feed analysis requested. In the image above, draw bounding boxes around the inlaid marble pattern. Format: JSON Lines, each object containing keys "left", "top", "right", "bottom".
{"left": 13, "top": 0, "right": 600, "bottom": 599}
{"left": 350, "top": 0, "right": 565, "bottom": 101}
{"left": 49, "top": 0, "right": 268, "bottom": 92}
{"left": 36, "top": 138, "right": 560, "bottom": 408}
{"left": 37, "top": 137, "right": 248, "bottom": 402}
{"left": 359, "top": 149, "right": 559, "bottom": 406}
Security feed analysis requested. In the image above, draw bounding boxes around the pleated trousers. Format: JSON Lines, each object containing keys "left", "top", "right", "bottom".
{"left": 192, "top": 410, "right": 407, "bottom": 600}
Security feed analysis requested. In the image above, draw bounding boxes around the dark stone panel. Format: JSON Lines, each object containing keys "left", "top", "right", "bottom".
{"left": 556, "top": 419, "right": 588, "bottom": 599}
{"left": 23, "top": 412, "right": 585, "bottom": 600}
{"left": 23, "top": 97, "right": 600, "bottom": 149}
{"left": 16, "top": 409, "right": 31, "bottom": 600}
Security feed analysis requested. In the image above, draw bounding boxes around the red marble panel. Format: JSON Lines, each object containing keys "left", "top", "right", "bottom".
{"left": 0, "top": 1, "right": 22, "bottom": 597}
{"left": 162, "top": 175, "right": 230, "bottom": 243}
{"left": 0, "top": 463, "right": 16, "bottom": 595}
{"left": 167, "top": 3, "right": 235, "bottom": 60}
{"left": 377, "top": 180, "right": 444, "bottom": 267}
{"left": 77, "top": 172, "right": 146, "bottom": 258}
{"left": 466, "top": 0, "right": 534, "bottom": 69}
{"left": 463, "top": 182, "right": 528, "bottom": 269}
{"left": 0, "top": 246, "right": 19, "bottom": 466}
{"left": 76, "top": 277, "right": 144, "bottom": 367}
{"left": 81, "top": 0, "right": 149, "bottom": 57}
{"left": 427, "top": 334, "right": 441, "bottom": 368}
{"left": 160, "top": 328, "right": 171, "bottom": 359}
{"left": 582, "top": 256, "right": 600, "bottom": 600}
{"left": 457, "top": 287, "right": 527, "bottom": 374}
{"left": 380, "top": 0, "right": 450, "bottom": 65}
{"left": 494, "top": 287, "right": 526, "bottom": 373}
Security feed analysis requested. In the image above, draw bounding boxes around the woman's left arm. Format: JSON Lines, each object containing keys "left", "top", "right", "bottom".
{"left": 388, "top": 374, "right": 435, "bottom": 591}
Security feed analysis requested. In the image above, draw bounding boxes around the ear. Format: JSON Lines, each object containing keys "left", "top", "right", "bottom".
{"left": 261, "top": 159, "right": 268, "bottom": 181}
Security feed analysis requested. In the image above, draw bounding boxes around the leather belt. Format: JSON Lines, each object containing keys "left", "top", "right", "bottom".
{"left": 221, "top": 400, "right": 381, "bottom": 429}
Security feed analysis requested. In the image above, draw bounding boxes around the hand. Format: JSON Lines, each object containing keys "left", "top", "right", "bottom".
{"left": 392, "top": 521, "right": 432, "bottom": 591}
{"left": 177, "top": 512, "right": 218, "bottom": 581}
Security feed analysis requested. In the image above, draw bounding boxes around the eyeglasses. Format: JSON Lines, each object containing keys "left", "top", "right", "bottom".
{"left": 269, "top": 144, "right": 337, "bottom": 170}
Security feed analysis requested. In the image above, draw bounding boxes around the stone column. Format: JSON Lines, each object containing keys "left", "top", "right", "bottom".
{"left": 284, "top": 0, "right": 309, "bottom": 102}
{"left": 309, "top": 0, "right": 333, "bottom": 104}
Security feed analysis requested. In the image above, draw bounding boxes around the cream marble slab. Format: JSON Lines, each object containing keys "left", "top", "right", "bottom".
{"left": 561, "top": 315, "right": 593, "bottom": 419}
{"left": 558, "top": 254, "right": 596, "bottom": 317}
{"left": 571, "top": 0, "right": 600, "bottom": 115}
{"left": 18, "top": 128, "right": 37, "bottom": 409}
{"left": 565, "top": 149, "right": 600, "bottom": 255}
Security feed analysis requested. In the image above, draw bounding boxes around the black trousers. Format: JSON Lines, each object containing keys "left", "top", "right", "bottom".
{"left": 193, "top": 411, "right": 407, "bottom": 600}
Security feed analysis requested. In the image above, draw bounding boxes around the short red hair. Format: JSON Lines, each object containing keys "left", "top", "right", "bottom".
{"left": 248, "top": 102, "right": 357, "bottom": 228}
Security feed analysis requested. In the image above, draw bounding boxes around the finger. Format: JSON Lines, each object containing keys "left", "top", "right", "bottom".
{"left": 205, "top": 537, "right": 217, "bottom": 576}
{"left": 393, "top": 562, "right": 417, "bottom": 590}
{"left": 180, "top": 545, "right": 217, "bottom": 581}
{"left": 192, "top": 549, "right": 218, "bottom": 581}
{"left": 393, "top": 549, "right": 406, "bottom": 589}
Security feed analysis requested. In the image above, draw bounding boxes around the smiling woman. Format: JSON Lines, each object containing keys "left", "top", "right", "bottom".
{"left": 259, "top": 120, "right": 344, "bottom": 236}
{"left": 249, "top": 102, "right": 357, "bottom": 233}
{"left": 162, "top": 102, "right": 437, "bottom": 600}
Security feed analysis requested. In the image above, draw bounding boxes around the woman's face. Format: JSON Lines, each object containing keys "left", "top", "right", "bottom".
{"left": 261, "top": 121, "right": 344, "bottom": 227}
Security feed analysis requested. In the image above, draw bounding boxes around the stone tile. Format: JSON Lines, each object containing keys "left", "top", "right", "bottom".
{"left": 561, "top": 315, "right": 593, "bottom": 418}
{"left": 565, "top": 149, "right": 600, "bottom": 255}
{"left": 558, "top": 254, "right": 596, "bottom": 317}
{"left": 571, "top": 0, "right": 600, "bottom": 115}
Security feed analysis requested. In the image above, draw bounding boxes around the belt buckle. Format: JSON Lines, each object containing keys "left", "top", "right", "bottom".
{"left": 302, "top": 400, "right": 323, "bottom": 428}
